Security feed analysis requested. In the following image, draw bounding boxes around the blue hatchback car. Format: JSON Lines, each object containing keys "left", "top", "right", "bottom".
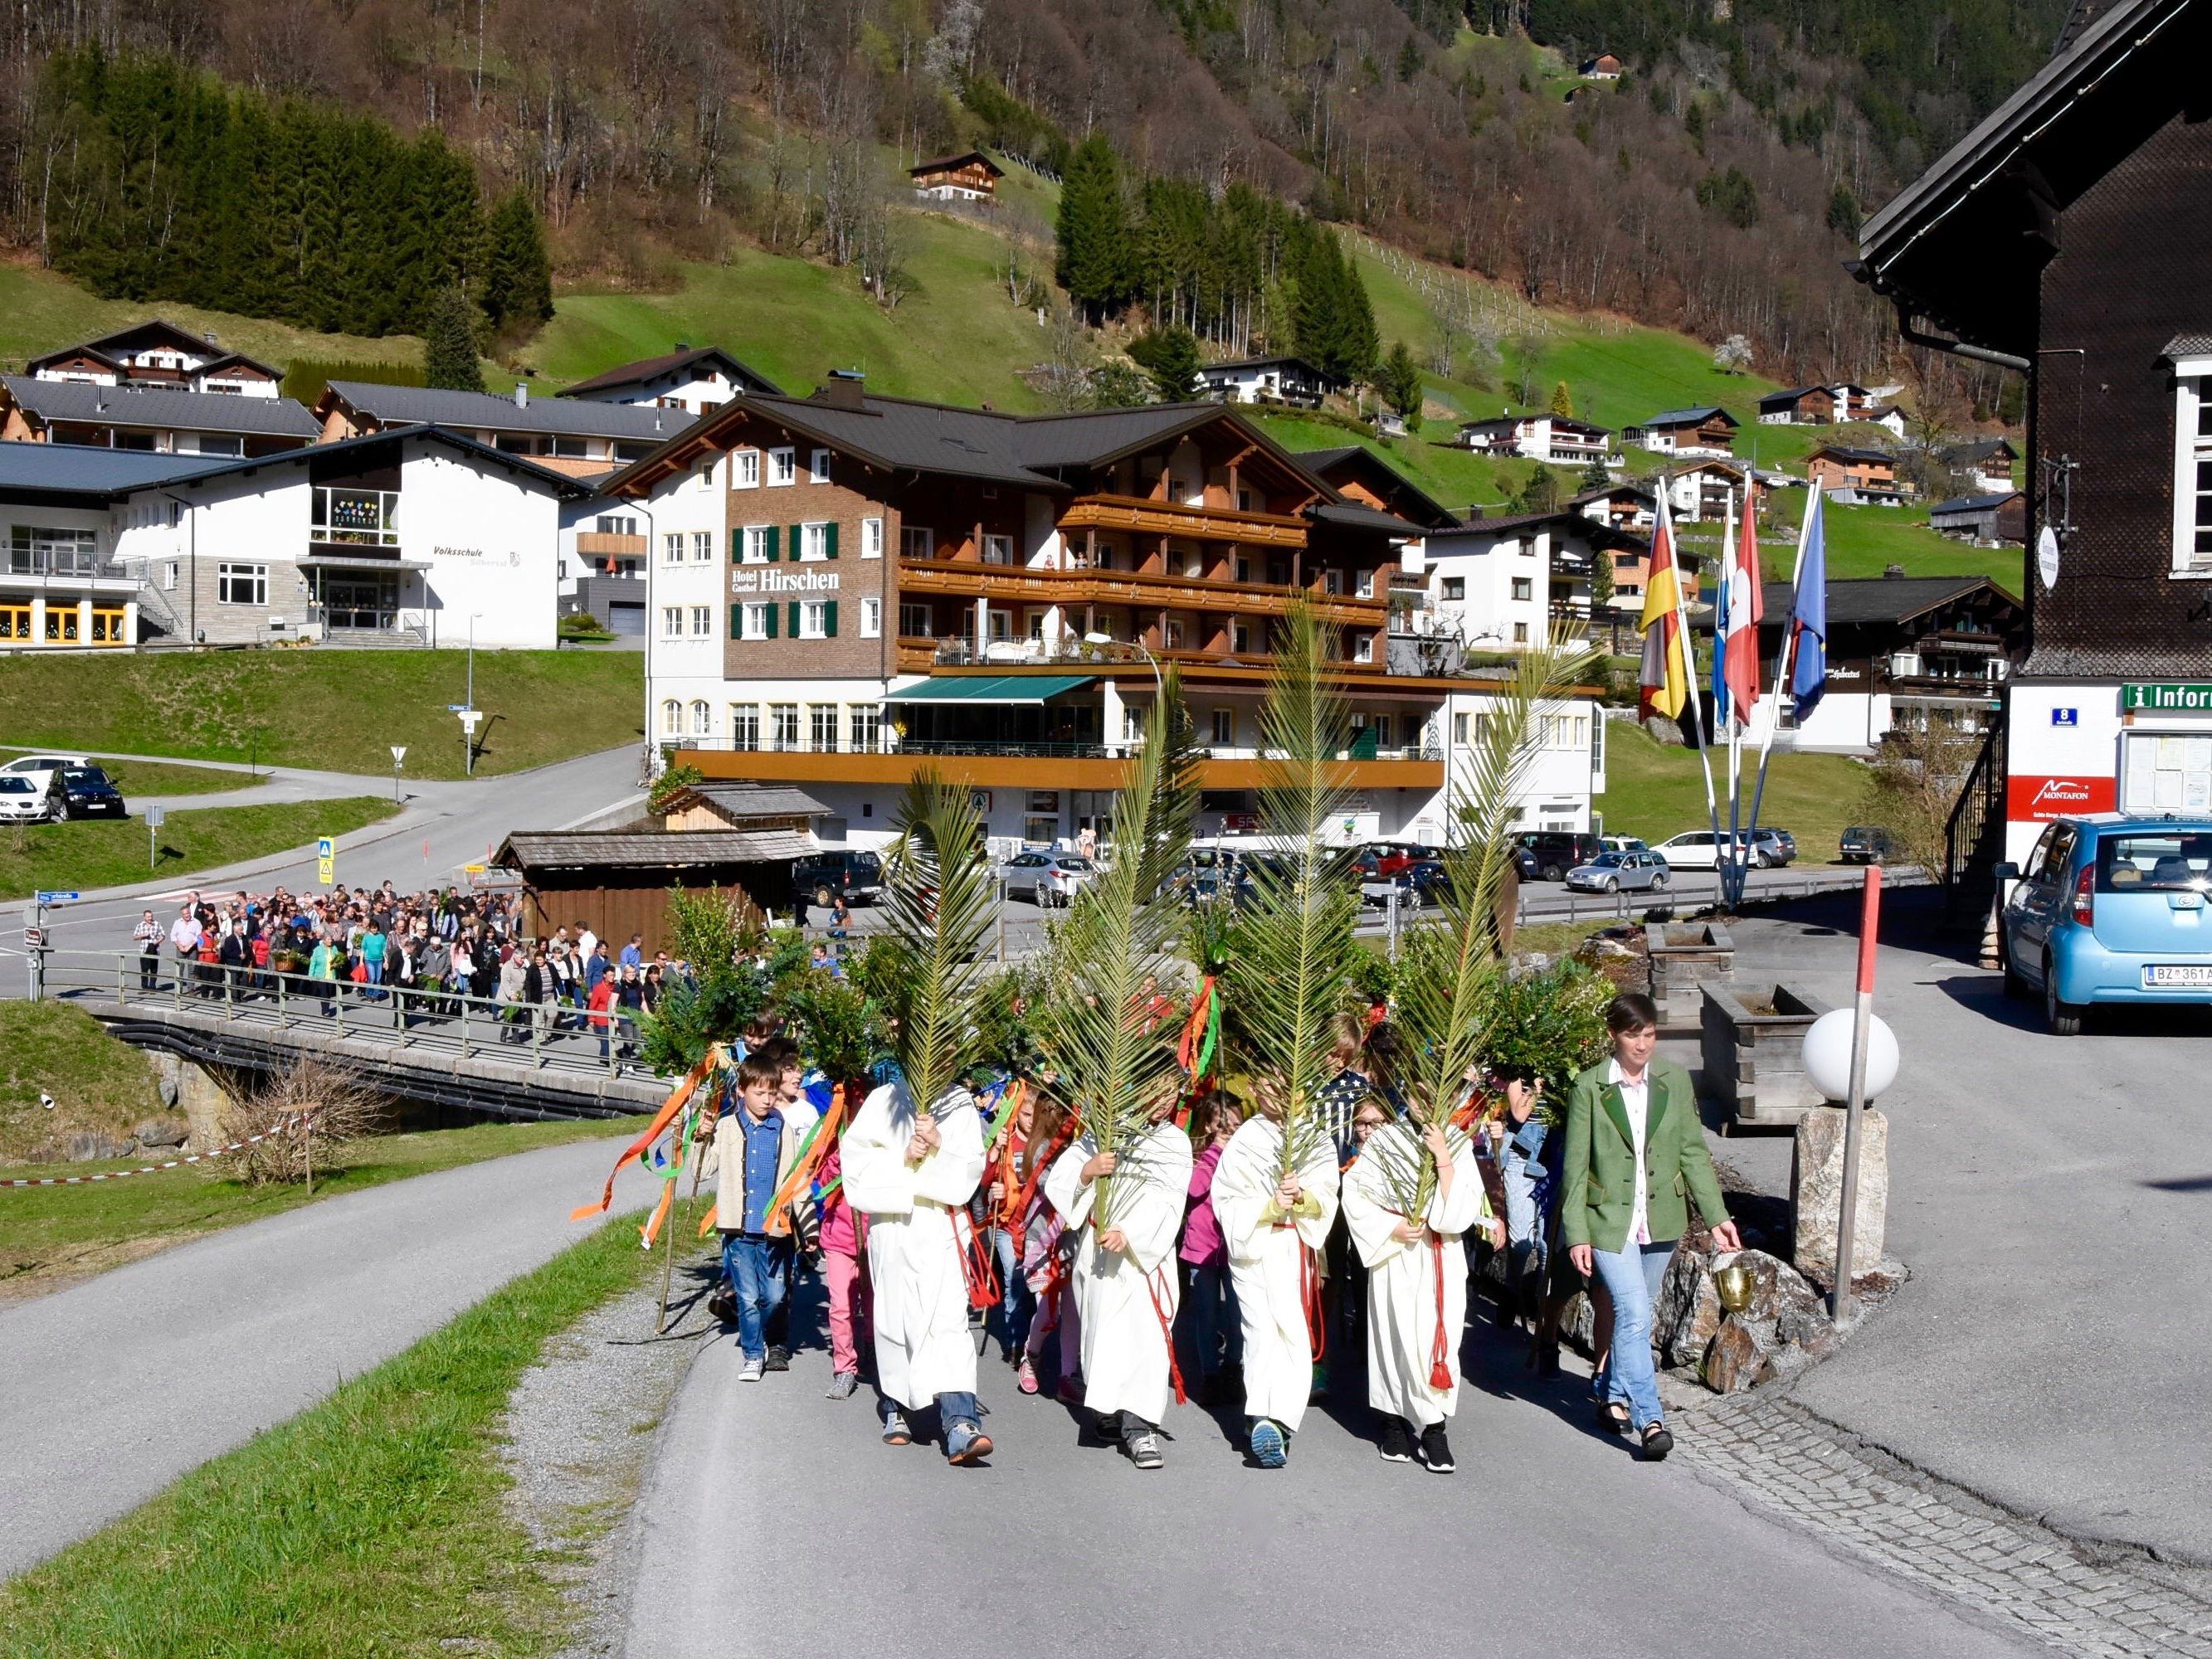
{"left": 1997, "top": 815, "right": 2212, "bottom": 1034}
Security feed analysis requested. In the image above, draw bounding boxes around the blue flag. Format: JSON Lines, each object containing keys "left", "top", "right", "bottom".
{"left": 1708, "top": 537, "right": 1731, "bottom": 727}
{"left": 1791, "top": 489, "right": 1829, "bottom": 720}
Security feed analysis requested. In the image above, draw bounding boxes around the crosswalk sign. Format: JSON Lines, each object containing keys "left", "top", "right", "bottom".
{"left": 317, "top": 835, "right": 335, "bottom": 887}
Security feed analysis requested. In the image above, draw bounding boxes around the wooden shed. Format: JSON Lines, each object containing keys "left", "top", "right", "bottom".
{"left": 491, "top": 829, "right": 806, "bottom": 951}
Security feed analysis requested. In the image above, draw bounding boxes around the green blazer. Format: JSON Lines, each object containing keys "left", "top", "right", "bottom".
{"left": 1558, "top": 1056, "right": 1729, "bottom": 1255}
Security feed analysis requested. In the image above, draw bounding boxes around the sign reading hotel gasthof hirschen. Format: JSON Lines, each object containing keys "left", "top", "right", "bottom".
{"left": 2123, "top": 684, "right": 2212, "bottom": 713}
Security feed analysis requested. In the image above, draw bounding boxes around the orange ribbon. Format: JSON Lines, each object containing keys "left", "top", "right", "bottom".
{"left": 568, "top": 1048, "right": 723, "bottom": 1224}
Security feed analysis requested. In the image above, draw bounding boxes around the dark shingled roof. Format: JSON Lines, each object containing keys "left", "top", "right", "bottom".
{"left": 1289, "top": 445, "right": 1460, "bottom": 529}
{"left": 1931, "top": 490, "right": 2024, "bottom": 515}
{"left": 1305, "top": 501, "right": 1425, "bottom": 536}
{"left": 1758, "top": 386, "right": 1833, "bottom": 405}
{"left": 2, "top": 377, "right": 319, "bottom": 439}
{"left": 1766, "top": 574, "right": 2000, "bottom": 625}
{"left": 1938, "top": 438, "right": 2017, "bottom": 465}
{"left": 1640, "top": 406, "right": 1737, "bottom": 427}
{"left": 324, "top": 381, "right": 699, "bottom": 441}
{"left": 670, "top": 781, "right": 831, "bottom": 820}
{"left": 556, "top": 347, "right": 781, "bottom": 400}
{"left": 0, "top": 440, "right": 240, "bottom": 496}
{"left": 494, "top": 828, "right": 816, "bottom": 868}
{"left": 1810, "top": 445, "right": 1899, "bottom": 465}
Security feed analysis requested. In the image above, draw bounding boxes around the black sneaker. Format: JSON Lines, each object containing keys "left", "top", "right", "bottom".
{"left": 764, "top": 1345, "right": 791, "bottom": 1373}
{"left": 1377, "top": 1418, "right": 1414, "bottom": 1463}
{"left": 1417, "top": 1422, "right": 1455, "bottom": 1473}
{"left": 1640, "top": 1423, "right": 1674, "bottom": 1462}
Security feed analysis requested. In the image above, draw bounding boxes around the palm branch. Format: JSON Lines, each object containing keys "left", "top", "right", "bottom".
{"left": 1224, "top": 601, "right": 1367, "bottom": 1181}
{"left": 1033, "top": 667, "right": 1201, "bottom": 1227}
{"left": 1362, "top": 630, "right": 1596, "bottom": 1219}
{"left": 879, "top": 771, "right": 997, "bottom": 1117}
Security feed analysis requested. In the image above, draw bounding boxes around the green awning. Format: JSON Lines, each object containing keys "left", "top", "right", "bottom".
{"left": 883, "top": 674, "right": 1095, "bottom": 704}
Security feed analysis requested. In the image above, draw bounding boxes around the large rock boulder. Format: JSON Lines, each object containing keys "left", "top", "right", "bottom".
{"left": 1704, "top": 1315, "right": 1779, "bottom": 1392}
{"left": 1791, "top": 1107, "right": 1888, "bottom": 1281}
{"left": 64, "top": 1131, "right": 132, "bottom": 1161}
{"left": 135, "top": 1117, "right": 190, "bottom": 1150}
{"left": 1654, "top": 1249, "right": 1724, "bottom": 1369}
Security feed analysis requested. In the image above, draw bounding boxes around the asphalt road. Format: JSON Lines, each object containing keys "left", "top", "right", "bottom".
{"left": 1713, "top": 889, "right": 2212, "bottom": 1566}
{"left": 0, "top": 1136, "right": 651, "bottom": 1581}
{"left": 627, "top": 1274, "right": 2035, "bottom": 1659}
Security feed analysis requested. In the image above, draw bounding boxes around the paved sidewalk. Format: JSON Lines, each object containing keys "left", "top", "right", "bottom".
{"left": 0, "top": 1136, "right": 650, "bottom": 1581}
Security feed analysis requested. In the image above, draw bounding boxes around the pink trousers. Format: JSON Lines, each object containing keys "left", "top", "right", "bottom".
{"left": 825, "top": 1248, "right": 870, "bottom": 1377}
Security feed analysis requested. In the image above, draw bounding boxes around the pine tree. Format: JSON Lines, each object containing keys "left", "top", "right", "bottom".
{"left": 1293, "top": 231, "right": 1378, "bottom": 387}
{"left": 422, "top": 286, "right": 485, "bottom": 392}
{"left": 1380, "top": 339, "right": 1423, "bottom": 421}
{"left": 1550, "top": 380, "right": 1575, "bottom": 418}
{"left": 480, "top": 188, "right": 553, "bottom": 332}
{"left": 1055, "top": 130, "right": 1128, "bottom": 324}
{"left": 1580, "top": 452, "right": 1612, "bottom": 492}
{"left": 1128, "top": 325, "right": 1201, "bottom": 401}
{"left": 1591, "top": 542, "right": 1616, "bottom": 609}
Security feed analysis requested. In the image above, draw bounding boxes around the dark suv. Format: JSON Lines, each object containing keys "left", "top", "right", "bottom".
{"left": 791, "top": 849, "right": 884, "bottom": 906}
{"left": 1516, "top": 830, "right": 1604, "bottom": 882}
{"left": 48, "top": 766, "right": 127, "bottom": 821}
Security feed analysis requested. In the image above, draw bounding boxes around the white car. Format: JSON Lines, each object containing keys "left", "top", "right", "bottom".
{"left": 996, "top": 850, "right": 1097, "bottom": 907}
{"left": 0, "top": 753, "right": 91, "bottom": 816}
{"left": 1651, "top": 830, "right": 1769, "bottom": 869}
{"left": 0, "top": 774, "right": 46, "bottom": 822}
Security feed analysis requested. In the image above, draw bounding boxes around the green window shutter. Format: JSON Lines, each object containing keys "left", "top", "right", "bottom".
{"left": 790, "top": 523, "right": 804, "bottom": 560}
{"left": 728, "top": 528, "right": 739, "bottom": 563}
{"left": 764, "top": 526, "right": 780, "bottom": 562}
{"left": 764, "top": 604, "right": 777, "bottom": 639}
{"left": 729, "top": 603, "right": 741, "bottom": 640}
{"left": 825, "top": 521, "right": 840, "bottom": 560}
{"left": 787, "top": 601, "right": 801, "bottom": 637}
{"left": 823, "top": 601, "right": 838, "bottom": 637}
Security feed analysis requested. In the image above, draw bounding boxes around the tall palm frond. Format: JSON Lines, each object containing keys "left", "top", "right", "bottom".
{"left": 1225, "top": 601, "right": 1366, "bottom": 1180}
{"left": 1035, "top": 667, "right": 1201, "bottom": 1225}
{"left": 1364, "top": 629, "right": 1596, "bottom": 1217}
{"left": 879, "top": 770, "right": 997, "bottom": 1113}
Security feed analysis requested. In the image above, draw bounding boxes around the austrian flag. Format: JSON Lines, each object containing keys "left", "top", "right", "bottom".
{"left": 1720, "top": 482, "right": 1763, "bottom": 726}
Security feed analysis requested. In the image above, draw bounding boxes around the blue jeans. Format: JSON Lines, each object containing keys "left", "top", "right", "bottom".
{"left": 1186, "top": 1262, "right": 1241, "bottom": 1378}
{"left": 987, "top": 1227, "right": 1035, "bottom": 1360}
{"left": 1502, "top": 1147, "right": 1544, "bottom": 1279}
{"left": 1591, "top": 1241, "right": 1675, "bottom": 1432}
{"left": 722, "top": 1233, "right": 792, "bottom": 1363}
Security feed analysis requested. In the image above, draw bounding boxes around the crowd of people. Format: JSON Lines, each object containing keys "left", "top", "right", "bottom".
{"left": 695, "top": 988, "right": 1739, "bottom": 1474}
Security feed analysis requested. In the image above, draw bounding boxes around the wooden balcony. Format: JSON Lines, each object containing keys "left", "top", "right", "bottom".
{"left": 677, "top": 743, "right": 1443, "bottom": 795}
{"left": 576, "top": 532, "right": 648, "bottom": 557}
{"left": 1058, "top": 494, "right": 1308, "bottom": 547}
{"left": 896, "top": 560, "right": 1385, "bottom": 626}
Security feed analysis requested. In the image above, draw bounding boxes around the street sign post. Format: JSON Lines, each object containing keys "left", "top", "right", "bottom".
{"left": 390, "top": 744, "right": 407, "bottom": 802}
{"left": 457, "top": 708, "right": 481, "bottom": 776}
{"left": 144, "top": 804, "right": 165, "bottom": 868}
{"left": 317, "top": 835, "right": 335, "bottom": 888}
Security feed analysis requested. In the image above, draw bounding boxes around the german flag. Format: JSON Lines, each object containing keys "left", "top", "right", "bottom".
{"left": 1638, "top": 491, "right": 1690, "bottom": 720}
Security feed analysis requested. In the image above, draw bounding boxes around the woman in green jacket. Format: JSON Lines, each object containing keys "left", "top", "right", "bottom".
{"left": 1562, "top": 992, "right": 1741, "bottom": 1460}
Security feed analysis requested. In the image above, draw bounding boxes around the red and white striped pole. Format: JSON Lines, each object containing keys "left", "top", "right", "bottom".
{"left": 1832, "top": 865, "right": 1882, "bottom": 1323}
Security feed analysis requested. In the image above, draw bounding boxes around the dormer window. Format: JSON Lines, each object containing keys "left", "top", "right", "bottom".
{"left": 2171, "top": 360, "right": 2212, "bottom": 575}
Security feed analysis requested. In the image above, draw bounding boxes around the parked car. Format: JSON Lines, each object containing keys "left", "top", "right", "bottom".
{"left": 1374, "top": 842, "right": 1442, "bottom": 879}
{"left": 46, "top": 766, "right": 127, "bottom": 821}
{"left": 0, "top": 774, "right": 45, "bottom": 823}
{"left": 1182, "top": 865, "right": 1254, "bottom": 908}
{"left": 1600, "top": 835, "right": 1649, "bottom": 855}
{"left": 1516, "top": 831, "right": 1605, "bottom": 882}
{"left": 997, "top": 850, "right": 1096, "bottom": 907}
{"left": 1759, "top": 825, "right": 1800, "bottom": 864}
{"left": 1752, "top": 827, "right": 1797, "bottom": 867}
{"left": 1651, "top": 830, "right": 1771, "bottom": 869}
{"left": 1564, "top": 850, "right": 1673, "bottom": 893}
{"left": 1839, "top": 825, "right": 1899, "bottom": 865}
{"left": 1997, "top": 816, "right": 2212, "bottom": 1035}
{"left": 0, "top": 752, "right": 91, "bottom": 815}
{"left": 1361, "top": 859, "right": 1453, "bottom": 910}
{"left": 790, "top": 849, "right": 884, "bottom": 907}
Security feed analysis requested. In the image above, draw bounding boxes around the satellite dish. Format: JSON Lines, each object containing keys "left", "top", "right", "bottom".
{"left": 2037, "top": 523, "right": 2060, "bottom": 592}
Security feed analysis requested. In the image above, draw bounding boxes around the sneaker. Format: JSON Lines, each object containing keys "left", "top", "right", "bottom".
{"left": 881, "top": 1412, "right": 911, "bottom": 1447}
{"left": 1016, "top": 1359, "right": 1040, "bottom": 1395}
{"left": 1417, "top": 1422, "right": 1455, "bottom": 1474}
{"left": 945, "top": 1419, "right": 994, "bottom": 1466}
{"left": 1249, "top": 1418, "right": 1289, "bottom": 1469}
{"left": 1123, "top": 1428, "right": 1165, "bottom": 1471}
{"left": 1377, "top": 1418, "right": 1414, "bottom": 1463}
{"left": 1640, "top": 1423, "right": 1674, "bottom": 1462}
{"left": 826, "top": 1371, "right": 859, "bottom": 1401}
{"left": 764, "top": 1345, "right": 791, "bottom": 1373}
{"left": 738, "top": 1358, "right": 764, "bottom": 1383}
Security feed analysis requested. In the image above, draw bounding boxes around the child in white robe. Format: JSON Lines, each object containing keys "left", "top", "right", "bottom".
{"left": 1043, "top": 1097, "right": 1193, "bottom": 1469}
{"left": 1209, "top": 1107, "right": 1341, "bottom": 1467}
{"left": 840, "top": 1077, "right": 993, "bottom": 1465}
{"left": 1341, "top": 1117, "right": 1493, "bottom": 1472}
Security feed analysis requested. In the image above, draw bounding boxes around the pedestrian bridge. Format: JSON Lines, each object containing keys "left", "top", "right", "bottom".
{"left": 37, "top": 951, "right": 666, "bottom": 1121}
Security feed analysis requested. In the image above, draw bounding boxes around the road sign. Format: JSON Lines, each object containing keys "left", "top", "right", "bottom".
{"left": 33, "top": 891, "right": 79, "bottom": 903}
{"left": 390, "top": 745, "right": 408, "bottom": 766}
{"left": 23, "top": 927, "right": 43, "bottom": 948}
{"left": 317, "top": 835, "right": 335, "bottom": 888}
{"left": 456, "top": 708, "right": 481, "bottom": 732}
{"left": 144, "top": 805, "right": 166, "bottom": 828}
{"left": 446, "top": 703, "right": 468, "bottom": 712}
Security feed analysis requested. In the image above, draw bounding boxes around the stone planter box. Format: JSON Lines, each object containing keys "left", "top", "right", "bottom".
{"left": 1700, "top": 980, "right": 1833, "bottom": 1127}
{"left": 1644, "top": 921, "right": 1734, "bottom": 1028}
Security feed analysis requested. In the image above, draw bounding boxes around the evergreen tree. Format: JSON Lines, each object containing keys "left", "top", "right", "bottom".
{"left": 1055, "top": 131, "right": 1128, "bottom": 323}
{"left": 1591, "top": 543, "right": 1615, "bottom": 609}
{"left": 1128, "top": 325, "right": 1202, "bottom": 401}
{"left": 1513, "top": 467, "right": 1562, "bottom": 514}
{"left": 1580, "top": 452, "right": 1612, "bottom": 492}
{"left": 1380, "top": 339, "right": 1423, "bottom": 421}
{"left": 1549, "top": 380, "right": 1575, "bottom": 418}
{"left": 480, "top": 188, "right": 553, "bottom": 331}
{"left": 422, "top": 286, "right": 485, "bottom": 392}
{"left": 1293, "top": 230, "right": 1380, "bottom": 387}
{"left": 1090, "top": 361, "right": 1151, "bottom": 408}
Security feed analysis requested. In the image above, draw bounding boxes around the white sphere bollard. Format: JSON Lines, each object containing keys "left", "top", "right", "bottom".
{"left": 1801, "top": 1007, "right": 1899, "bottom": 1102}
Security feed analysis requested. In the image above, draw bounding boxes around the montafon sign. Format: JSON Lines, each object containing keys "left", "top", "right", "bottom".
{"left": 2123, "top": 683, "right": 2212, "bottom": 713}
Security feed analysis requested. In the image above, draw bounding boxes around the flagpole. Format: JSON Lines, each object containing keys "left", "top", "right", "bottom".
{"left": 1669, "top": 492, "right": 1724, "bottom": 878}
{"left": 1745, "top": 483, "right": 1820, "bottom": 859}
{"left": 1722, "top": 489, "right": 1744, "bottom": 907}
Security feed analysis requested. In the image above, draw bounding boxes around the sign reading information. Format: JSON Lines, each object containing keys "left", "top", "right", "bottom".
{"left": 2123, "top": 683, "right": 2212, "bottom": 713}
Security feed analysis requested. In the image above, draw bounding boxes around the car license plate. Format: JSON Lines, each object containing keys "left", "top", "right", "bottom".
{"left": 2142, "top": 964, "right": 2212, "bottom": 988}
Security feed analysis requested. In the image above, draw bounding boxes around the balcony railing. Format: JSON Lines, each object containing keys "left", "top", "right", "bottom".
{"left": 3, "top": 551, "right": 130, "bottom": 581}
{"left": 576, "top": 532, "right": 648, "bottom": 557}
{"left": 1058, "top": 494, "right": 1308, "bottom": 547}
{"left": 676, "top": 734, "right": 1440, "bottom": 762}
{"left": 896, "top": 560, "right": 1385, "bottom": 623}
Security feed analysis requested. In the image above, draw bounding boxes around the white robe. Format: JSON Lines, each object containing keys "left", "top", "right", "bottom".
{"left": 1342, "top": 1124, "right": 1488, "bottom": 1428}
{"left": 839, "top": 1080, "right": 985, "bottom": 1411}
{"left": 1211, "top": 1117, "right": 1340, "bottom": 1432}
{"left": 1043, "top": 1119, "right": 1194, "bottom": 1428}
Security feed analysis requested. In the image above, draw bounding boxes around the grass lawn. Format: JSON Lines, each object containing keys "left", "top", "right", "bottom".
{"left": 0, "top": 1113, "right": 637, "bottom": 1298}
{"left": 0, "top": 649, "right": 642, "bottom": 779}
{"left": 0, "top": 751, "right": 262, "bottom": 798}
{"left": 0, "top": 1003, "right": 163, "bottom": 1162}
{"left": 0, "top": 796, "right": 396, "bottom": 900}
{"left": 0, "top": 1192, "right": 688, "bottom": 1657}
{"left": 1596, "top": 718, "right": 1870, "bottom": 864}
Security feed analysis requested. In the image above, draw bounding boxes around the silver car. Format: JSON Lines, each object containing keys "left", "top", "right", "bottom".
{"left": 1564, "top": 850, "right": 1672, "bottom": 893}
{"left": 0, "top": 774, "right": 45, "bottom": 823}
{"left": 996, "top": 850, "right": 1096, "bottom": 907}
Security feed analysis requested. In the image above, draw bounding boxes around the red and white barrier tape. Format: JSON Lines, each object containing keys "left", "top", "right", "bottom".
{"left": 0, "top": 1112, "right": 315, "bottom": 1190}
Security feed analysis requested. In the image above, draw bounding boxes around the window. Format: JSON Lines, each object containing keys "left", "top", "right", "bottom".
{"left": 740, "top": 601, "right": 771, "bottom": 640}
{"left": 809, "top": 448, "right": 831, "bottom": 484}
{"left": 1233, "top": 622, "right": 1252, "bottom": 654}
{"left": 1164, "top": 620, "right": 1186, "bottom": 649}
{"left": 768, "top": 446, "right": 796, "bottom": 486}
{"left": 982, "top": 533, "right": 1016, "bottom": 566}
{"left": 1323, "top": 570, "right": 1342, "bottom": 596}
{"left": 903, "top": 525, "right": 934, "bottom": 559}
{"left": 1357, "top": 570, "right": 1375, "bottom": 598}
{"left": 1235, "top": 557, "right": 1251, "bottom": 583}
{"left": 596, "top": 513, "right": 637, "bottom": 535}
{"left": 850, "top": 705, "right": 881, "bottom": 753}
{"left": 690, "top": 700, "right": 712, "bottom": 737}
{"left": 697, "top": 455, "right": 718, "bottom": 489}
{"left": 692, "top": 531, "right": 713, "bottom": 563}
{"left": 162, "top": 562, "right": 178, "bottom": 591}
{"left": 861, "top": 516, "right": 884, "bottom": 559}
{"left": 690, "top": 605, "right": 712, "bottom": 637}
{"left": 800, "top": 601, "right": 828, "bottom": 639}
{"left": 770, "top": 703, "right": 800, "bottom": 749}
{"left": 1211, "top": 708, "right": 1235, "bottom": 745}
{"left": 729, "top": 704, "right": 761, "bottom": 748}
{"left": 216, "top": 562, "right": 267, "bottom": 606}
{"left": 2175, "top": 372, "right": 2212, "bottom": 574}
{"left": 6, "top": 526, "right": 98, "bottom": 577}
{"left": 663, "top": 533, "right": 685, "bottom": 565}
{"left": 194, "top": 433, "right": 243, "bottom": 457}
{"left": 1353, "top": 634, "right": 1374, "bottom": 664}
{"left": 312, "top": 485, "right": 397, "bottom": 547}
{"left": 661, "top": 606, "right": 685, "bottom": 639}
{"left": 860, "top": 597, "right": 882, "bottom": 637}
{"left": 732, "top": 449, "right": 759, "bottom": 489}
{"left": 660, "top": 699, "right": 682, "bottom": 736}
{"left": 1520, "top": 539, "right": 1535, "bottom": 557}
{"left": 1511, "top": 577, "right": 1533, "bottom": 601}
{"left": 1513, "top": 622, "right": 1530, "bottom": 644}
{"left": 800, "top": 522, "right": 830, "bottom": 561}
{"left": 900, "top": 603, "right": 933, "bottom": 638}
{"left": 1237, "top": 489, "right": 1254, "bottom": 513}
{"left": 1442, "top": 577, "right": 1465, "bottom": 601}
{"left": 1452, "top": 712, "right": 1469, "bottom": 743}
{"left": 740, "top": 525, "right": 771, "bottom": 563}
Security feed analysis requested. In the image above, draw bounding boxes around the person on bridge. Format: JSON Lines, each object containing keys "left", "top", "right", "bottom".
{"left": 1043, "top": 1092, "right": 1193, "bottom": 1471}
{"left": 840, "top": 1075, "right": 992, "bottom": 1466}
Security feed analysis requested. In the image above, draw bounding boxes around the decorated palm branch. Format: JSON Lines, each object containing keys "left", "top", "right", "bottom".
{"left": 879, "top": 771, "right": 998, "bottom": 1122}
{"left": 1034, "top": 668, "right": 1201, "bottom": 1228}
{"left": 1224, "top": 601, "right": 1367, "bottom": 1184}
{"left": 1362, "top": 632, "right": 1596, "bottom": 1222}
